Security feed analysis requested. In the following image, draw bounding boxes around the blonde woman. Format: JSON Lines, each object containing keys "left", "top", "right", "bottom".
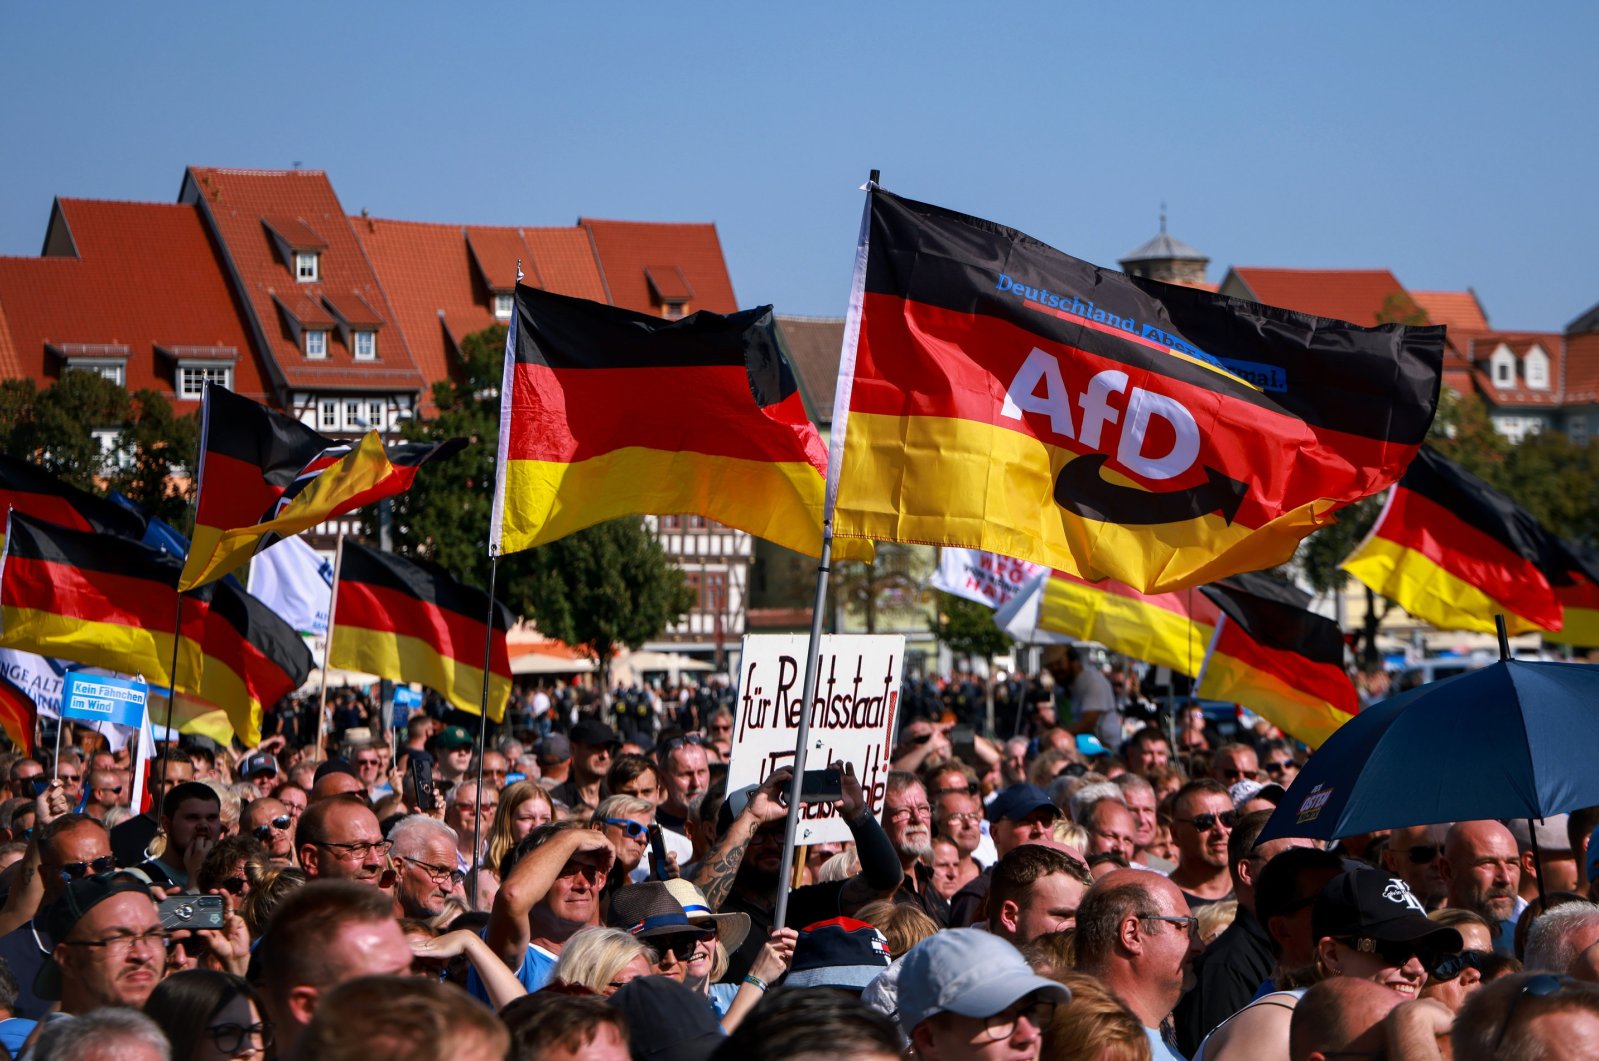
{"left": 548, "top": 926, "right": 656, "bottom": 997}
{"left": 486, "top": 781, "right": 555, "bottom": 876}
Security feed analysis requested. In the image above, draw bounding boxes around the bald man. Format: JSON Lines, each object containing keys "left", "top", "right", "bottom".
{"left": 1289, "top": 977, "right": 1402, "bottom": 1061}
{"left": 1381, "top": 823, "right": 1451, "bottom": 911}
{"left": 1440, "top": 820, "right": 1522, "bottom": 954}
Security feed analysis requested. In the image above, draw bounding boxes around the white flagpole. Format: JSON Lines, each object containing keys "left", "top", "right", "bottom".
{"left": 773, "top": 171, "right": 878, "bottom": 929}
{"left": 315, "top": 530, "right": 347, "bottom": 761}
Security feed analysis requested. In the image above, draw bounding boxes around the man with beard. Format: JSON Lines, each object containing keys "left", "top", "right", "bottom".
{"left": 1166, "top": 780, "right": 1236, "bottom": 910}
{"left": 552, "top": 720, "right": 620, "bottom": 817}
{"left": 654, "top": 731, "right": 709, "bottom": 842}
{"left": 1440, "top": 819, "right": 1522, "bottom": 954}
{"left": 136, "top": 782, "right": 221, "bottom": 891}
{"left": 483, "top": 822, "right": 616, "bottom": 995}
{"left": 693, "top": 763, "right": 901, "bottom": 983}
{"left": 1381, "top": 822, "right": 1452, "bottom": 911}
{"left": 882, "top": 772, "right": 949, "bottom": 925}
{"left": 1124, "top": 728, "right": 1172, "bottom": 776}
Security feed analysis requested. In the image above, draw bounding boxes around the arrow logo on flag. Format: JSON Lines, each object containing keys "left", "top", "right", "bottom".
{"left": 1053, "top": 454, "right": 1248, "bottom": 526}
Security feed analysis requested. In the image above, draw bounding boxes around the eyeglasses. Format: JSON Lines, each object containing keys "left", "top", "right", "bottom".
{"left": 941, "top": 813, "right": 982, "bottom": 826}
{"left": 253, "top": 815, "right": 292, "bottom": 839}
{"left": 709, "top": 721, "right": 733, "bottom": 732}
{"left": 1334, "top": 935, "right": 1436, "bottom": 969}
{"left": 63, "top": 928, "right": 170, "bottom": 956}
{"left": 1406, "top": 844, "right": 1442, "bottom": 865}
{"left": 1139, "top": 913, "right": 1200, "bottom": 937}
{"left": 217, "top": 876, "right": 249, "bottom": 896}
{"left": 95, "top": 785, "right": 124, "bottom": 795}
{"left": 207, "top": 1020, "right": 274, "bottom": 1054}
{"left": 1219, "top": 768, "right": 1251, "bottom": 781}
{"left": 1061, "top": 762, "right": 1088, "bottom": 779}
{"left": 886, "top": 805, "right": 931, "bottom": 823}
{"left": 57, "top": 855, "right": 117, "bottom": 882}
{"left": 399, "top": 855, "right": 467, "bottom": 887}
{"left": 1430, "top": 949, "right": 1484, "bottom": 982}
{"left": 653, "top": 930, "right": 714, "bottom": 960}
{"left": 1493, "top": 974, "right": 1569, "bottom": 1054}
{"left": 604, "top": 818, "right": 650, "bottom": 841}
{"left": 1176, "top": 810, "right": 1237, "bottom": 832}
{"left": 314, "top": 839, "right": 392, "bottom": 860}
{"left": 1263, "top": 760, "right": 1294, "bottom": 776}
{"left": 980, "top": 998, "right": 1057, "bottom": 1041}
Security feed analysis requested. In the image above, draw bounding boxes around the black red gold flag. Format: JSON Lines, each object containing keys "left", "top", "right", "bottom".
{"left": 828, "top": 187, "right": 1445, "bottom": 594}
{"left": 0, "top": 455, "right": 146, "bottom": 548}
{"left": 1545, "top": 540, "right": 1599, "bottom": 648}
{"left": 1197, "top": 572, "right": 1356, "bottom": 747}
{"left": 0, "top": 673, "right": 37, "bottom": 757}
{"left": 187, "top": 579, "right": 314, "bottom": 746}
{"left": 1341, "top": 446, "right": 1566, "bottom": 635}
{"left": 491, "top": 284, "right": 861, "bottom": 559}
{"left": 180, "top": 385, "right": 464, "bottom": 590}
{"left": 328, "top": 542, "right": 510, "bottom": 720}
{"left": 1009, "top": 569, "right": 1219, "bottom": 679}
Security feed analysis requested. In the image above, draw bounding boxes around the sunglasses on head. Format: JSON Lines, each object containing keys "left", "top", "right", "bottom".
{"left": 1179, "top": 810, "right": 1237, "bottom": 832}
{"left": 59, "top": 855, "right": 117, "bottom": 882}
{"left": 604, "top": 818, "right": 649, "bottom": 841}
{"left": 254, "top": 816, "right": 292, "bottom": 839}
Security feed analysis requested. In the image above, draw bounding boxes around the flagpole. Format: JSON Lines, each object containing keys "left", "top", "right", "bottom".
{"left": 469, "top": 553, "right": 500, "bottom": 909}
{"left": 773, "top": 169, "right": 878, "bottom": 930}
{"left": 315, "top": 529, "right": 347, "bottom": 762}
{"left": 158, "top": 592, "right": 186, "bottom": 792}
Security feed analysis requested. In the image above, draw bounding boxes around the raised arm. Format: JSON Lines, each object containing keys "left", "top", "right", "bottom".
{"left": 484, "top": 829, "right": 614, "bottom": 969}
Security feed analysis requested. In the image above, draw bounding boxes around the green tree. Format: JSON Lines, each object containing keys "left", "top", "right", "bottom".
{"left": 930, "top": 591, "right": 1012, "bottom": 661}
{"left": 380, "top": 324, "right": 693, "bottom": 680}
{"left": 109, "top": 389, "right": 200, "bottom": 528}
{"left": 832, "top": 542, "right": 923, "bottom": 634}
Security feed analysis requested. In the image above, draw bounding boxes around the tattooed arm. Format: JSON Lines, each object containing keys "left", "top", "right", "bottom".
{"left": 693, "top": 767, "right": 790, "bottom": 911}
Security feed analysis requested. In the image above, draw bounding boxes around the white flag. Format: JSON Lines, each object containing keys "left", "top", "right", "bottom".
{"left": 248, "top": 536, "right": 333, "bottom": 636}
{"left": 0, "top": 648, "right": 66, "bottom": 717}
{"left": 928, "top": 548, "right": 1048, "bottom": 610}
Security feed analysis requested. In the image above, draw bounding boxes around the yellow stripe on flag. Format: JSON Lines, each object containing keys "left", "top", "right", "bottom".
{"left": 0, "top": 606, "right": 202, "bottom": 690}
{"left": 1545, "top": 607, "right": 1599, "bottom": 648}
{"left": 1341, "top": 535, "right": 1545, "bottom": 636}
{"left": 1197, "top": 654, "right": 1352, "bottom": 748}
{"left": 331, "top": 626, "right": 509, "bottom": 721}
{"left": 1037, "top": 579, "right": 1213, "bottom": 678}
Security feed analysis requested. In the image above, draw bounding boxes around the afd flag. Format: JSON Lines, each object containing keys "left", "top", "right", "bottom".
{"left": 246, "top": 536, "right": 332, "bottom": 636}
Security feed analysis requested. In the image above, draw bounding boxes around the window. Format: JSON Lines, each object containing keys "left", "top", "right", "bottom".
{"left": 69, "top": 360, "right": 125, "bottom": 387}
{"left": 493, "top": 294, "right": 513, "bottom": 320}
{"left": 662, "top": 301, "right": 687, "bottom": 320}
{"left": 305, "top": 330, "right": 328, "bottom": 359}
{"left": 319, "top": 399, "right": 338, "bottom": 430}
{"left": 91, "top": 428, "right": 132, "bottom": 472}
{"left": 1490, "top": 345, "right": 1515, "bottom": 387}
{"left": 295, "top": 252, "right": 319, "bottom": 283}
{"left": 353, "top": 331, "right": 376, "bottom": 360}
{"left": 1525, "top": 346, "right": 1550, "bottom": 389}
{"left": 366, "top": 400, "right": 385, "bottom": 431}
{"left": 178, "top": 364, "right": 232, "bottom": 400}
{"left": 1570, "top": 415, "right": 1590, "bottom": 446}
{"left": 344, "top": 399, "right": 363, "bottom": 429}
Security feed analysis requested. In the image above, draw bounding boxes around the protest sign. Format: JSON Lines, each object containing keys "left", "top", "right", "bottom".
{"left": 61, "top": 671, "right": 148, "bottom": 729}
{"left": 728, "top": 634, "right": 904, "bottom": 844}
{"left": 929, "top": 548, "right": 1048, "bottom": 610}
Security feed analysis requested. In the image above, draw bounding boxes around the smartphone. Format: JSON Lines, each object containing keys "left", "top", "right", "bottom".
{"left": 648, "top": 823, "right": 675, "bottom": 881}
{"left": 799, "top": 767, "right": 843, "bottom": 804}
{"left": 409, "top": 757, "right": 436, "bottom": 812}
{"left": 159, "top": 895, "right": 225, "bottom": 931}
{"left": 949, "top": 725, "right": 978, "bottom": 766}
{"left": 27, "top": 778, "right": 48, "bottom": 798}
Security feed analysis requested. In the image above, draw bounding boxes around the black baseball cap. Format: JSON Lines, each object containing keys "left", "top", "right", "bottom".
{"left": 37, "top": 872, "right": 156, "bottom": 999}
{"left": 985, "top": 784, "right": 1061, "bottom": 825}
{"left": 569, "top": 719, "right": 620, "bottom": 748}
{"left": 1312, "top": 868, "right": 1463, "bottom": 952}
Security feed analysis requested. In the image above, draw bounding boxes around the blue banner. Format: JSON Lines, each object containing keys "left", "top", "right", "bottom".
{"left": 61, "top": 672, "right": 149, "bottom": 729}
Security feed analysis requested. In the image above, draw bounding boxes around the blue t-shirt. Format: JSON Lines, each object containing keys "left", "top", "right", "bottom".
{"left": 466, "top": 939, "right": 557, "bottom": 1003}
{"left": 1147, "top": 1024, "right": 1186, "bottom": 1061}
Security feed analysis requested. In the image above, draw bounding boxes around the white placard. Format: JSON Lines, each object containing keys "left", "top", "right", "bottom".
{"left": 728, "top": 633, "right": 904, "bottom": 844}
{"left": 929, "top": 548, "right": 1048, "bottom": 609}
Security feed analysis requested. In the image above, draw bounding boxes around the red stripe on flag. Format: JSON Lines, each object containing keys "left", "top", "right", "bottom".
{"left": 1213, "top": 621, "right": 1359, "bottom": 715}
{"left": 2, "top": 556, "right": 181, "bottom": 632}
{"left": 336, "top": 582, "right": 509, "bottom": 675}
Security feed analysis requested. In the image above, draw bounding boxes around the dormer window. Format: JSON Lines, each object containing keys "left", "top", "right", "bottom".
{"left": 1489, "top": 344, "right": 1516, "bottom": 387}
{"left": 662, "top": 301, "right": 688, "bottom": 320}
{"left": 1525, "top": 344, "right": 1550, "bottom": 389}
{"left": 493, "top": 294, "right": 513, "bottom": 320}
{"left": 305, "top": 329, "right": 328, "bottom": 359}
{"left": 353, "top": 330, "right": 376, "bottom": 361}
{"left": 295, "top": 252, "right": 320, "bottom": 283}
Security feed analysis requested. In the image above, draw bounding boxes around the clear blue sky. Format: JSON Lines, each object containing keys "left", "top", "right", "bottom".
{"left": 2, "top": 2, "right": 1594, "bottom": 332}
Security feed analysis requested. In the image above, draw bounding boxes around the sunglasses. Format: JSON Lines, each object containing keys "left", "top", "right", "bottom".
{"left": 1406, "top": 844, "right": 1442, "bottom": 865}
{"left": 1262, "top": 760, "right": 1294, "bottom": 776}
{"left": 217, "top": 876, "right": 248, "bottom": 896}
{"left": 254, "top": 816, "right": 293, "bottom": 839}
{"left": 654, "top": 930, "right": 714, "bottom": 960}
{"left": 58, "top": 855, "right": 117, "bottom": 882}
{"left": 1430, "top": 950, "right": 1484, "bottom": 982}
{"left": 1337, "top": 935, "right": 1438, "bottom": 969}
{"left": 1061, "top": 762, "right": 1088, "bottom": 779}
{"left": 604, "top": 818, "right": 649, "bottom": 841}
{"left": 1177, "top": 810, "right": 1238, "bottom": 832}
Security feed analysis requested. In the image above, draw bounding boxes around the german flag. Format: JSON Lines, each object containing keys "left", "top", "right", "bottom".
{"left": 829, "top": 188, "right": 1445, "bottom": 594}
{"left": 185, "top": 579, "right": 313, "bottom": 746}
{"left": 0, "top": 673, "right": 37, "bottom": 756}
{"left": 1546, "top": 541, "right": 1599, "bottom": 649}
{"left": 0, "top": 455, "right": 146, "bottom": 549}
{"left": 1340, "top": 446, "right": 1566, "bottom": 635}
{"left": 1032, "top": 570, "right": 1219, "bottom": 678}
{"left": 329, "top": 542, "right": 510, "bottom": 720}
{"left": 1196, "top": 572, "right": 1355, "bottom": 747}
{"left": 492, "top": 284, "right": 855, "bottom": 559}
{"left": 0, "top": 512, "right": 202, "bottom": 688}
{"left": 180, "top": 385, "right": 465, "bottom": 591}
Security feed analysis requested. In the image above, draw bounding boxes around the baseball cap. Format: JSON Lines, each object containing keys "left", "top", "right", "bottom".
{"left": 569, "top": 718, "right": 620, "bottom": 748}
{"left": 1506, "top": 815, "right": 1572, "bottom": 855}
{"left": 313, "top": 758, "right": 360, "bottom": 783}
{"left": 536, "top": 734, "right": 572, "bottom": 764}
{"left": 1075, "top": 734, "right": 1109, "bottom": 758}
{"left": 1312, "top": 869, "right": 1463, "bottom": 953}
{"left": 433, "top": 725, "right": 474, "bottom": 751}
{"left": 986, "top": 784, "right": 1061, "bottom": 825}
{"left": 36, "top": 872, "right": 156, "bottom": 999}
{"left": 786, "top": 917, "right": 893, "bottom": 991}
{"left": 1229, "top": 780, "right": 1286, "bottom": 808}
{"left": 895, "top": 928, "right": 1070, "bottom": 1035}
{"left": 607, "top": 976, "right": 722, "bottom": 1061}
{"left": 715, "top": 784, "right": 758, "bottom": 835}
{"left": 239, "top": 752, "right": 279, "bottom": 779}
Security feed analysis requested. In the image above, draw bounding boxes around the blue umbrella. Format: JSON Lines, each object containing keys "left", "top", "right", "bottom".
{"left": 1257, "top": 658, "right": 1599, "bottom": 847}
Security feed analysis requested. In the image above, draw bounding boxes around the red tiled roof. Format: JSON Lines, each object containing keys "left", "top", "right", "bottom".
{"left": 776, "top": 315, "right": 844, "bottom": 425}
{"left": 322, "top": 293, "right": 385, "bottom": 329}
{"left": 1411, "top": 290, "right": 1489, "bottom": 334}
{"left": 0, "top": 198, "right": 271, "bottom": 406}
{"left": 1224, "top": 267, "right": 1419, "bottom": 326}
{"left": 1565, "top": 331, "right": 1599, "bottom": 404}
{"left": 354, "top": 218, "right": 612, "bottom": 415}
{"left": 581, "top": 219, "right": 737, "bottom": 315}
{"left": 273, "top": 293, "right": 337, "bottom": 330}
{"left": 261, "top": 215, "right": 328, "bottom": 252}
{"left": 182, "top": 167, "right": 424, "bottom": 394}
{"left": 645, "top": 264, "right": 694, "bottom": 302}
{"left": 1466, "top": 332, "right": 1566, "bottom": 407}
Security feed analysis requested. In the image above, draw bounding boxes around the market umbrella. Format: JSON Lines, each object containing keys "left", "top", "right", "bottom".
{"left": 1257, "top": 657, "right": 1599, "bottom": 849}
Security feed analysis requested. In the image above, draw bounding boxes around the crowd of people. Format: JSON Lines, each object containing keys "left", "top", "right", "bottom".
{"left": 0, "top": 642, "right": 1593, "bottom": 1059}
